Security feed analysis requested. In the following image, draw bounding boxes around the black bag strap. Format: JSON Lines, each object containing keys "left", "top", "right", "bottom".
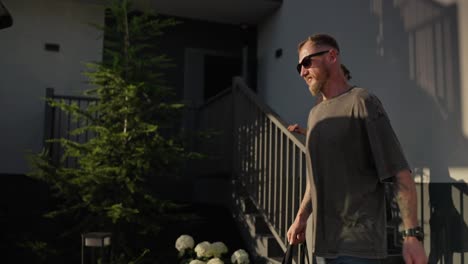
{"left": 282, "top": 241, "right": 311, "bottom": 264}
{"left": 281, "top": 243, "right": 295, "bottom": 264}
{"left": 302, "top": 241, "right": 310, "bottom": 264}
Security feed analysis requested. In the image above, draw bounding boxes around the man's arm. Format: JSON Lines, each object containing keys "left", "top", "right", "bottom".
{"left": 287, "top": 180, "right": 311, "bottom": 244}
{"left": 394, "top": 169, "right": 427, "bottom": 264}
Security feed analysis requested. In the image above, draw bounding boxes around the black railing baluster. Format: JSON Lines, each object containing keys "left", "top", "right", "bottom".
{"left": 43, "top": 89, "right": 97, "bottom": 168}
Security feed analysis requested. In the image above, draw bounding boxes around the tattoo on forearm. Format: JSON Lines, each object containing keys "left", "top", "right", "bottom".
{"left": 299, "top": 187, "right": 312, "bottom": 216}
{"left": 393, "top": 176, "right": 418, "bottom": 226}
{"left": 301, "top": 199, "right": 312, "bottom": 214}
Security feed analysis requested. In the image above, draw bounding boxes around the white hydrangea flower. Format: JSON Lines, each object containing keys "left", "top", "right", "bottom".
{"left": 189, "top": 260, "right": 206, "bottom": 264}
{"left": 194, "top": 241, "right": 213, "bottom": 258}
{"left": 175, "top": 234, "right": 195, "bottom": 254}
{"left": 231, "top": 249, "right": 249, "bottom": 264}
{"left": 211, "top": 241, "right": 228, "bottom": 258}
{"left": 207, "top": 258, "right": 224, "bottom": 264}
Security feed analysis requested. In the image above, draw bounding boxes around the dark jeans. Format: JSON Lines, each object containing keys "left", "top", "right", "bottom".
{"left": 324, "top": 256, "right": 383, "bottom": 264}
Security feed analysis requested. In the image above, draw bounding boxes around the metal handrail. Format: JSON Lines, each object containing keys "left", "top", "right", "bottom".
{"left": 232, "top": 77, "right": 309, "bottom": 263}
{"left": 233, "top": 77, "right": 306, "bottom": 152}
{"left": 44, "top": 88, "right": 97, "bottom": 167}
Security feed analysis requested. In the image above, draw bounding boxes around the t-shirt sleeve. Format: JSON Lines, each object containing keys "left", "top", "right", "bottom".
{"left": 364, "top": 94, "right": 410, "bottom": 181}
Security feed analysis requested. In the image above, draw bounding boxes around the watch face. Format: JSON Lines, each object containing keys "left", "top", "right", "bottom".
{"left": 402, "top": 227, "right": 424, "bottom": 241}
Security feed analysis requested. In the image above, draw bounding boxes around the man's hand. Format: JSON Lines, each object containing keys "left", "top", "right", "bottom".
{"left": 287, "top": 216, "right": 307, "bottom": 244}
{"left": 287, "top": 124, "right": 306, "bottom": 135}
{"left": 402, "top": 237, "right": 427, "bottom": 264}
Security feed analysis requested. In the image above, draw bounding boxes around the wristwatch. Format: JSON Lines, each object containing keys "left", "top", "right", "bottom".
{"left": 401, "top": 226, "right": 424, "bottom": 241}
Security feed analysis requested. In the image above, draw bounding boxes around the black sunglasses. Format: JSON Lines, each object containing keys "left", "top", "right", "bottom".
{"left": 296, "top": 50, "right": 330, "bottom": 74}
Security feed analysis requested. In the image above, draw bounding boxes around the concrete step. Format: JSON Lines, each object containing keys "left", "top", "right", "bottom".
{"left": 243, "top": 213, "right": 284, "bottom": 258}
{"left": 231, "top": 193, "right": 290, "bottom": 263}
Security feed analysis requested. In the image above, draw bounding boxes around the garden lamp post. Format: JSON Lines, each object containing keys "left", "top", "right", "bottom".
{"left": 81, "top": 232, "right": 112, "bottom": 264}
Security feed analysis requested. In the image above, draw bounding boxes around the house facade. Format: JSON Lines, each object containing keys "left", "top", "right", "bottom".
{"left": 0, "top": 0, "right": 466, "bottom": 263}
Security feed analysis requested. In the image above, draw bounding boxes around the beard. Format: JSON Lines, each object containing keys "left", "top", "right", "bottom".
{"left": 309, "top": 66, "right": 330, "bottom": 96}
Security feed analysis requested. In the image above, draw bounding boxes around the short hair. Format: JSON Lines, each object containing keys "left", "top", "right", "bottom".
{"left": 298, "top": 34, "right": 340, "bottom": 53}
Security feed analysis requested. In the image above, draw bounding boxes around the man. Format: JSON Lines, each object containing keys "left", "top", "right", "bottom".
{"left": 287, "top": 34, "right": 427, "bottom": 264}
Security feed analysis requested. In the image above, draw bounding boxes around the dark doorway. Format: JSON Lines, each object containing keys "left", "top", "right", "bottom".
{"left": 203, "top": 55, "right": 242, "bottom": 100}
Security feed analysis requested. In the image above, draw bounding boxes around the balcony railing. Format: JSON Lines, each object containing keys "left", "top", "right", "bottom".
{"left": 43, "top": 87, "right": 97, "bottom": 167}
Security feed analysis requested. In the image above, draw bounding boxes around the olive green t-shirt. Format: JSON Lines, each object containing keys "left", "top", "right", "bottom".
{"left": 305, "top": 87, "right": 410, "bottom": 258}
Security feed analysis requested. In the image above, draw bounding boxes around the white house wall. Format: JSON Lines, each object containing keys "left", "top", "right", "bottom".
{"left": 257, "top": 0, "right": 468, "bottom": 184}
{"left": 0, "top": 0, "right": 104, "bottom": 174}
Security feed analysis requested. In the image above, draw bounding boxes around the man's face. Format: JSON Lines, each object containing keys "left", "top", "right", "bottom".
{"left": 298, "top": 42, "right": 330, "bottom": 96}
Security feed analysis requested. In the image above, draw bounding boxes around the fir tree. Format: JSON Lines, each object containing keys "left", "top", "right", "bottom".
{"left": 28, "top": 0, "right": 186, "bottom": 262}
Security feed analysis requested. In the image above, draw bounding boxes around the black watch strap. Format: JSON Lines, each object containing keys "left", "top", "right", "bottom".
{"left": 401, "top": 226, "right": 424, "bottom": 241}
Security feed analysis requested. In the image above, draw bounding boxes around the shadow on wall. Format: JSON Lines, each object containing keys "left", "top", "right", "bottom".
{"left": 428, "top": 172, "right": 468, "bottom": 263}
{"left": 369, "top": 0, "right": 468, "bottom": 262}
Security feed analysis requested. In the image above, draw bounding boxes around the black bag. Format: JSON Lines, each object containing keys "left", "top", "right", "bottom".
{"left": 282, "top": 244, "right": 295, "bottom": 264}
{"left": 282, "top": 243, "right": 311, "bottom": 264}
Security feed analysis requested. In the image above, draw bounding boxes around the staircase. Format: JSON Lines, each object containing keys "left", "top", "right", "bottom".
{"left": 190, "top": 77, "right": 310, "bottom": 263}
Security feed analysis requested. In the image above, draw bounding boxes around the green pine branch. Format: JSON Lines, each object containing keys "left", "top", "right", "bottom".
{"left": 28, "top": 0, "right": 188, "bottom": 262}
